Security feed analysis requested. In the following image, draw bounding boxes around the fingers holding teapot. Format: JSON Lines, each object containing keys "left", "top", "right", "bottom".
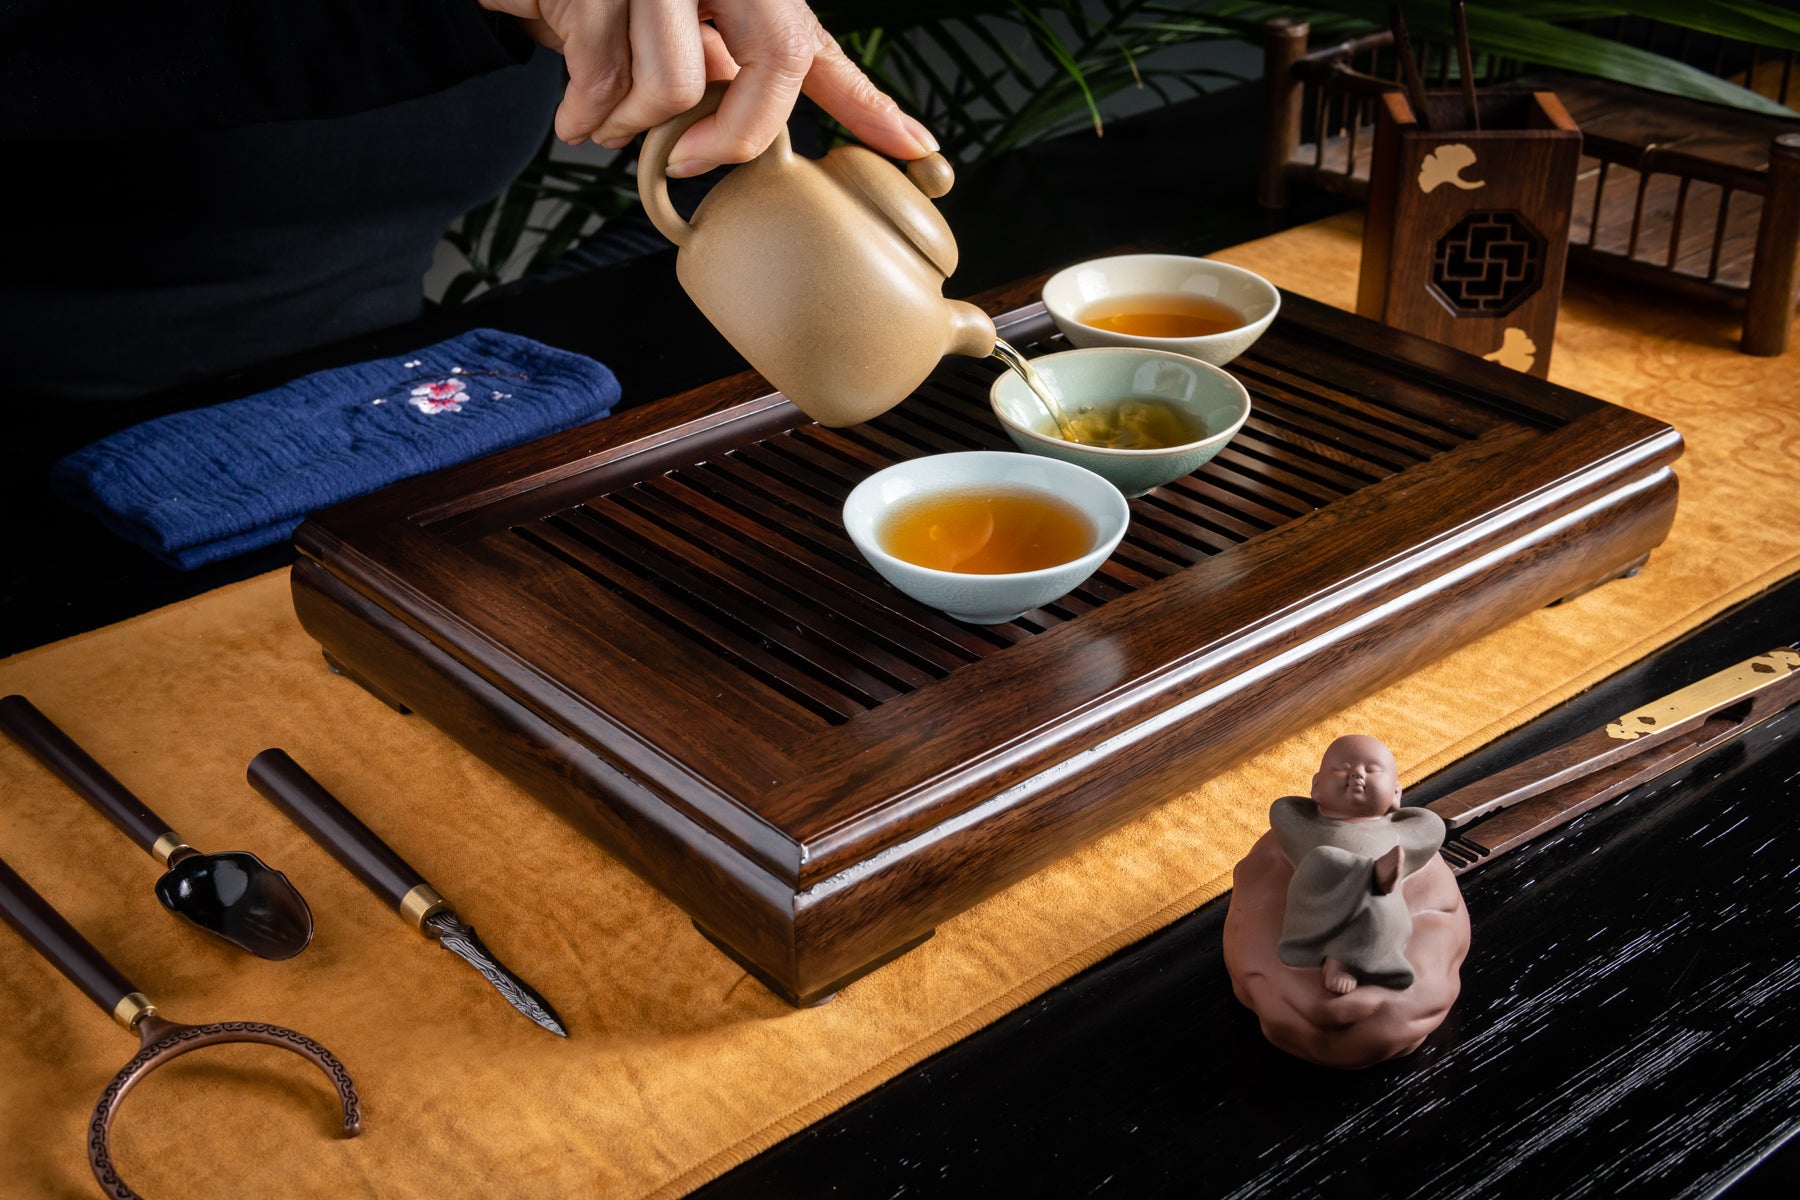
{"left": 488, "top": 1, "right": 939, "bottom": 168}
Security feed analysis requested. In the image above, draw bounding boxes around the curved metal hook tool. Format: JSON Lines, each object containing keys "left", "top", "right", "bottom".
{"left": 0, "top": 855, "right": 358, "bottom": 1200}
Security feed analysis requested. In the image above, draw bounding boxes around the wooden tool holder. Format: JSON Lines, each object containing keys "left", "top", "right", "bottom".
{"left": 1358, "top": 90, "right": 1581, "bottom": 378}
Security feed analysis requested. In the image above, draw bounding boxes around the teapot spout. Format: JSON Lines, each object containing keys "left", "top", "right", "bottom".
{"left": 946, "top": 300, "right": 998, "bottom": 361}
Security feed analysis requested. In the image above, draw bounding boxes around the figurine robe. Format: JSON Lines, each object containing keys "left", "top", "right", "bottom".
{"left": 1269, "top": 798, "right": 1446, "bottom": 989}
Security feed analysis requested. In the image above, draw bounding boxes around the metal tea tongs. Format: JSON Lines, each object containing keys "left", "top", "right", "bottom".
{"left": 0, "top": 853, "right": 360, "bottom": 1200}
{"left": 1426, "top": 647, "right": 1800, "bottom": 871}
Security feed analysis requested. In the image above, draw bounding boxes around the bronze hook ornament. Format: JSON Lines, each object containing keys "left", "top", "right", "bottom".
{"left": 88, "top": 1012, "right": 361, "bottom": 1200}
{"left": 0, "top": 855, "right": 360, "bottom": 1199}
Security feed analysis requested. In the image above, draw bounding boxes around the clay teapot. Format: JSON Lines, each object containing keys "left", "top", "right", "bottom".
{"left": 638, "top": 83, "right": 998, "bottom": 427}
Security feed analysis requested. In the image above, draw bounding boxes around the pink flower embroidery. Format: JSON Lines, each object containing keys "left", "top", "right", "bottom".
{"left": 409, "top": 378, "right": 469, "bottom": 414}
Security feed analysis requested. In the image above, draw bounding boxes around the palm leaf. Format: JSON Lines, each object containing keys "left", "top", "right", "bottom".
{"left": 1289, "top": 2, "right": 1798, "bottom": 115}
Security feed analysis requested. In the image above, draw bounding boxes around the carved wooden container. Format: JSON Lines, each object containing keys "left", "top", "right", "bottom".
{"left": 291, "top": 287, "right": 1679, "bottom": 1005}
{"left": 1357, "top": 90, "right": 1582, "bottom": 378}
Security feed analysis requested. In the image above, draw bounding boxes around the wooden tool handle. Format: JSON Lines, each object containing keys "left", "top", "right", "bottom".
{"left": 0, "top": 695, "right": 177, "bottom": 859}
{"left": 247, "top": 749, "right": 430, "bottom": 920}
{"left": 0, "top": 854, "right": 139, "bottom": 1022}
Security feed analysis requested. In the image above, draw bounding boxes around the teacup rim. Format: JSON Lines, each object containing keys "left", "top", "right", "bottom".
{"left": 1041, "top": 253, "right": 1282, "bottom": 342}
{"left": 843, "top": 451, "right": 1129, "bottom": 582}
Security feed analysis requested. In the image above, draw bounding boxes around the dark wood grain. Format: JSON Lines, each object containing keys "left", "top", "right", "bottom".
{"left": 0, "top": 855, "right": 137, "bottom": 1019}
{"left": 247, "top": 749, "right": 430, "bottom": 913}
{"left": 1433, "top": 648, "right": 1800, "bottom": 832}
{"left": 7, "top": 76, "right": 1786, "bottom": 1190}
{"left": 0, "top": 695, "right": 181, "bottom": 858}
{"left": 289, "top": 282, "right": 1681, "bottom": 1004}
{"left": 1358, "top": 90, "right": 1580, "bottom": 378}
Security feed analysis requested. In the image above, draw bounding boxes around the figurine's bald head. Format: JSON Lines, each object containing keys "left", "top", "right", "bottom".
{"left": 1310, "top": 734, "right": 1402, "bottom": 820}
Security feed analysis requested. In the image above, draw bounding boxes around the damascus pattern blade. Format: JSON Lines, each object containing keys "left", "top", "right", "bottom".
{"left": 424, "top": 910, "right": 568, "bottom": 1037}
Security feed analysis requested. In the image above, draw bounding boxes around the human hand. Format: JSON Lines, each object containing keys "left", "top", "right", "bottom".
{"left": 482, "top": 0, "right": 938, "bottom": 176}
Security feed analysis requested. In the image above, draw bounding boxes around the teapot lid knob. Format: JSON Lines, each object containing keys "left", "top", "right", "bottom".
{"left": 906, "top": 154, "right": 955, "bottom": 199}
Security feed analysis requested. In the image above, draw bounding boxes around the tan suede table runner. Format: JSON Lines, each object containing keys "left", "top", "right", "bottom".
{"left": 4, "top": 212, "right": 1796, "bottom": 1198}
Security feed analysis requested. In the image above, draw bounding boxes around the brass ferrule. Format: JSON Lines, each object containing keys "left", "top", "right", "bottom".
{"left": 151, "top": 833, "right": 192, "bottom": 866}
{"left": 398, "top": 884, "right": 450, "bottom": 931}
{"left": 112, "top": 992, "right": 156, "bottom": 1031}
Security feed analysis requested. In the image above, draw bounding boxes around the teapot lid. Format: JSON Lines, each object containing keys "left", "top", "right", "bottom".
{"left": 826, "top": 147, "right": 960, "bottom": 279}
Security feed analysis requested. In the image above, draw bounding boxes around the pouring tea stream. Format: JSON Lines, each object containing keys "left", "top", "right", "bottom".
{"left": 639, "top": 82, "right": 1003, "bottom": 427}
{"left": 637, "top": 86, "right": 1160, "bottom": 447}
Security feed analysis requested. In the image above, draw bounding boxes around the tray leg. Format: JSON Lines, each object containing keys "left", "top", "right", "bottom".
{"left": 1550, "top": 552, "right": 1649, "bottom": 607}
{"left": 322, "top": 652, "right": 413, "bottom": 714}
{"left": 692, "top": 921, "right": 936, "bottom": 1008}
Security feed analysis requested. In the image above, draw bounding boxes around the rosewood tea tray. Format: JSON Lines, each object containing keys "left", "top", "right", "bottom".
{"left": 291, "top": 288, "right": 1680, "bottom": 1005}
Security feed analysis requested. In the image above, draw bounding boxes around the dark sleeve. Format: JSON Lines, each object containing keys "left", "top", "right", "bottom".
{"left": 5, "top": 0, "right": 542, "bottom": 139}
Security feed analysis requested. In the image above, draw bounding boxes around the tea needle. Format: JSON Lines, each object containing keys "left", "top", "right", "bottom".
{"left": 1389, "top": 6, "right": 1433, "bottom": 131}
{"left": 1452, "top": 0, "right": 1481, "bottom": 130}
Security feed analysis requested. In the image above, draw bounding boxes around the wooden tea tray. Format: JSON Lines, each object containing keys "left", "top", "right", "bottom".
{"left": 292, "top": 287, "right": 1681, "bottom": 1005}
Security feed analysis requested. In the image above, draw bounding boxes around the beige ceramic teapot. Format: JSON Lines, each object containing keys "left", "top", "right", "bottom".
{"left": 638, "top": 83, "right": 998, "bottom": 427}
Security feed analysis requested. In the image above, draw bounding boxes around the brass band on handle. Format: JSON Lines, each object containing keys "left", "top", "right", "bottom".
{"left": 151, "top": 833, "right": 191, "bottom": 866}
{"left": 111, "top": 991, "right": 156, "bottom": 1031}
{"left": 399, "top": 884, "right": 449, "bottom": 932}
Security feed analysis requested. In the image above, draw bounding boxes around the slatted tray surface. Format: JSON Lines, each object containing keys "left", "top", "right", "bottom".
{"left": 447, "top": 305, "right": 1485, "bottom": 726}
{"left": 294, "top": 291, "right": 1678, "bottom": 1002}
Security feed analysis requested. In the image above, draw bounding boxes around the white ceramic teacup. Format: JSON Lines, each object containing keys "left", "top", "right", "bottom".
{"left": 1041, "top": 253, "right": 1280, "bottom": 366}
{"left": 842, "top": 451, "right": 1129, "bottom": 625}
{"left": 990, "top": 346, "right": 1252, "bottom": 498}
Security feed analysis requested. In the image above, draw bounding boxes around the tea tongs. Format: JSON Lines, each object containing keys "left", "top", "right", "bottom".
{"left": 0, "top": 853, "right": 359, "bottom": 1200}
{"left": 1424, "top": 646, "right": 1800, "bottom": 872}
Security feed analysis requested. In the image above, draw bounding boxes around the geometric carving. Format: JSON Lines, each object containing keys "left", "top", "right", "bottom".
{"left": 1430, "top": 210, "right": 1546, "bottom": 317}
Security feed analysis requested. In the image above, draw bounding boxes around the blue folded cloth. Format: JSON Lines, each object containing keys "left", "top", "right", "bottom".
{"left": 50, "top": 328, "right": 619, "bottom": 569}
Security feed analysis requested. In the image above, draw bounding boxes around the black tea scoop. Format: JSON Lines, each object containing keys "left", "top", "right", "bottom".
{"left": 0, "top": 695, "right": 313, "bottom": 961}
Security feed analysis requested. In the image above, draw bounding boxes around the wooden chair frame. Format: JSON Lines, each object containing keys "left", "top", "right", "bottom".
{"left": 1258, "top": 17, "right": 1800, "bottom": 356}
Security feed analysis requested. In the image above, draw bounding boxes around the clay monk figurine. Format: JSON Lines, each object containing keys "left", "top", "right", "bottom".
{"left": 1223, "top": 735, "right": 1471, "bottom": 1069}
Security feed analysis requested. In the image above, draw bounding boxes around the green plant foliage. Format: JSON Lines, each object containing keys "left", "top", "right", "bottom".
{"left": 437, "top": 0, "right": 1800, "bottom": 304}
{"left": 839, "top": 1, "right": 1254, "bottom": 160}
{"left": 1300, "top": 1, "right": 1800, "bottom": 116}
{"left": 438, "top": 138, "right": 640, "bottom": 307}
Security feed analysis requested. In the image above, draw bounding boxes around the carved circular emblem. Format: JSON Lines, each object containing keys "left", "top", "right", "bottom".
{"left": 1430, "top": 210, "right": 1545, "bottom": 317}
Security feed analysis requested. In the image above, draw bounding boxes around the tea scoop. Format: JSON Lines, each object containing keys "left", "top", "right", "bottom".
{"left": 0, "top": 695, "right": 314, "bottom": 961}
{"left": 0, "top": 852, "right": 359, "bottom": 1200}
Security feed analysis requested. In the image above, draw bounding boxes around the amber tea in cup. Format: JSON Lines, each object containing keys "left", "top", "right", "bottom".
{"left": 1076, "top": 293, "right": 1246, "bottom": 339}
{"left": 879, "top": 488, "right": 1094, "bottom": 574}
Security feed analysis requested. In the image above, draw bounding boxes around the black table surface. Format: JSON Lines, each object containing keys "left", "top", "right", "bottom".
{"left": 5, "top": 84, "right": 1797, "bottom": 1197}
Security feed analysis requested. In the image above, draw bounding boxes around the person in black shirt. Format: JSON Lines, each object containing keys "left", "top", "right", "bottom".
{"left": 4, "top": 1, "right": 935, "bottom": 400}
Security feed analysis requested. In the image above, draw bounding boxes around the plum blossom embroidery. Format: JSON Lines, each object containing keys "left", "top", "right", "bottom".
{"left": 371, "top": 362, "right": 528, "bottom": 408}
{"left": 410, "top": 378, "right": 469, "bottom": 414}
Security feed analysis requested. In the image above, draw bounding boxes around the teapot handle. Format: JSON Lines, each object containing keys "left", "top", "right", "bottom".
{"left": 639, "top": 81, "right": 791, "bottom": 247}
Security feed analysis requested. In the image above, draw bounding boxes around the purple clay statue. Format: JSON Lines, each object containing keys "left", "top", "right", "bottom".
{"left": 1223, "top": 735, "right": 1471, "bottom": 1069}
